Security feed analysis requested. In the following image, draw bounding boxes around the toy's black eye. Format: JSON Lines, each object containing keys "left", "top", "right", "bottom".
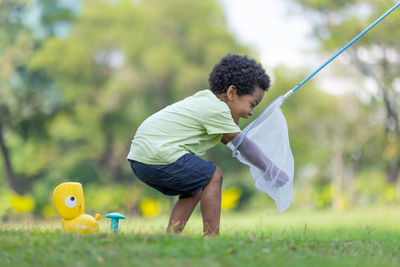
{"left": 65, "top": 195, "right": 77, "bottom": 208}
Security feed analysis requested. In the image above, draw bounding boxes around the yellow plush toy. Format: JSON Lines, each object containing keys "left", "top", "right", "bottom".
{"left": 53, "top": 182, "right": 100, "bottom": 233}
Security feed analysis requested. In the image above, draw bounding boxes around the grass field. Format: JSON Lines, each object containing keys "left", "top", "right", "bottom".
{"left": 1, "top": 207, "right": 399, "bottom": 266}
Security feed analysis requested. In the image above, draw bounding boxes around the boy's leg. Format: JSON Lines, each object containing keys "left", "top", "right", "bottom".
{"left": 167, "top": 191, "right": 202, "bottom": 234}
{"left": 200, "top": 167, "right": 223, "bottom": 236}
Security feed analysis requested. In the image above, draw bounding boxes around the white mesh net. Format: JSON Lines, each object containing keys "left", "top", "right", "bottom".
{"left": 227, "top": 96, "right": 294, "bottom": 213}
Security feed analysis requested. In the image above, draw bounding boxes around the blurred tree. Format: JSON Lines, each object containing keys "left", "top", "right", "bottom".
{"left": 0, "top": 0, "right": 74, "bottom": 193}
{"left": 289, "top": 0, "right": 400, "bottom": 183}
{"left": 29, "top": 0, "right": 249, "bottom": 184}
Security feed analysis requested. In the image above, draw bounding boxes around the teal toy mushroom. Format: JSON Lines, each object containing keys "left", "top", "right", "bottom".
{"left": 106, "top": 212, "right": 125, "bottom": 232}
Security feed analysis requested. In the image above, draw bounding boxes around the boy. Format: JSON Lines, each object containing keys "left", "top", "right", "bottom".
{"left": 127, "top": 54, "right": 288, "bottom": 236}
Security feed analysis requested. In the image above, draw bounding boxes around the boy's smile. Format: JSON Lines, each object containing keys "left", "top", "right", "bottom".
{"left": 218, "top": 85, "right": 264, "bottom": 125}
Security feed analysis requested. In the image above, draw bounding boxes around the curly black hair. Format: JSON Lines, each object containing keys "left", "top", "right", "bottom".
{"left": 209, "top": 54, "right": 270, "bottom": 96}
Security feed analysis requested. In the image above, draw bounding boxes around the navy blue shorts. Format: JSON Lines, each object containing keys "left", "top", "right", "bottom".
{"left": 129, "top": 153, "right": 216, "bottom": 199}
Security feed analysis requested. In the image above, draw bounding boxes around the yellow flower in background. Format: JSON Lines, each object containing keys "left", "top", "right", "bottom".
{"left": 140, "top": 198, "right": 161, "bottom": 217}
{"left": 10, "top": 194, "right": 35, "bottom": 213}
{"left": 221, "top": 187, "right": 242, "bottom": 210}
{"left": 333, "top": 195, "right": 348, "bottom": 211}
{"left": 315, "top": 186, "right": 332, "bottom": 208}
{"left": 384, "top": 186, "right": 398, "bottom": 203}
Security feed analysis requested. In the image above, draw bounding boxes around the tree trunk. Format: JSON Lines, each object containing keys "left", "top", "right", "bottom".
{"left": 331, "top": 125, "right": 345, "bottom": 211}
{"left": 386, "top": 159, "right": 400, "bottom": 183}
{"left": 99, "top": 124, "right": 123, "bottom": 182}
{"left": 349, "top": 48, "right": 400, "bottom": 183}
{"left": 0, "top": 127, "right": 18, "bottom": 192}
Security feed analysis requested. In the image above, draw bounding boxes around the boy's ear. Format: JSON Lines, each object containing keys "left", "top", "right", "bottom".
{"left": 226, "top": 85, "right": 237, "bottom": 100}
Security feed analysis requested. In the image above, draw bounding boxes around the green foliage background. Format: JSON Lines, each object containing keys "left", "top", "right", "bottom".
{"left": 1, "top": 0, "right": 399, "bottom": 218}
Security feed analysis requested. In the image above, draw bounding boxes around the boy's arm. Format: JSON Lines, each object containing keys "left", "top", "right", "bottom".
{"left": 221, "top": 132, "right": 239, "bottom": 145}
{"left": 221, "top": 133, "right": 289, "bottom": 187}
{"left": 221, "top": 133, "right": 266, "bottom": 171}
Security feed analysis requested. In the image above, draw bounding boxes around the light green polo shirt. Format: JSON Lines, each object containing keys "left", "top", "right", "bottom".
{"left": 127, "top": 89, "right": 241, "bottom": 164}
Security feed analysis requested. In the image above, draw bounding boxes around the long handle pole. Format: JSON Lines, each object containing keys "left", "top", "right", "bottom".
{"left": 283, "top": 2, "right": 400, "bottom": 101}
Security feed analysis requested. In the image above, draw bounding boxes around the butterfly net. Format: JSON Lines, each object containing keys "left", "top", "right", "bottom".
{"left": 227, "top": 96, "right": 294, "bottom": 213}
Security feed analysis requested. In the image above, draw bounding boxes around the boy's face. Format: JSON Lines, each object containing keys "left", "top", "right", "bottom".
{"left": 225, "top": 85, "right": 264, "bottom": 125}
